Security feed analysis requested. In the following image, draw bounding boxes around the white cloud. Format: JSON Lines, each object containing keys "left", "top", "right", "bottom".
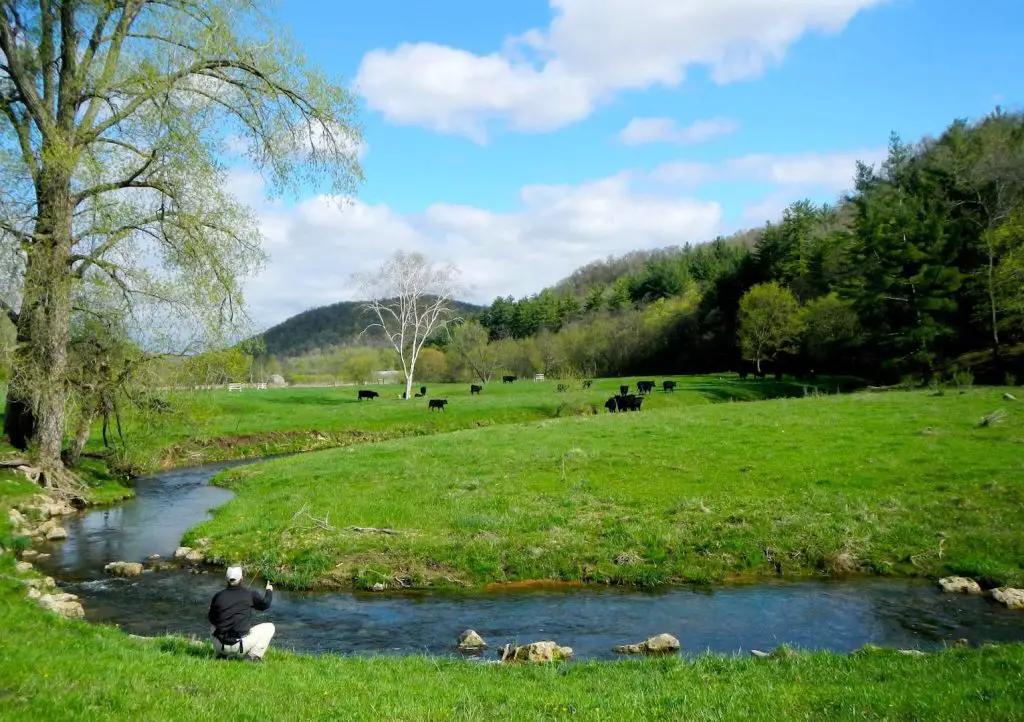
{"left": 618, "top": 117, "right": 739, "bottom": 146}
{"left": 237, "top": 171, "right": 721, "bottom": 327}
{"left": 355, "top": 0, "right": 888, "bottom": 140}
{"left": 649, "top": 148, "right": 886, "bottom": 191}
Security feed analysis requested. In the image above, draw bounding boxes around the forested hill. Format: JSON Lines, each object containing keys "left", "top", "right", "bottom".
{"left": 255, "top": 299, "right": 486, "bottom": 358}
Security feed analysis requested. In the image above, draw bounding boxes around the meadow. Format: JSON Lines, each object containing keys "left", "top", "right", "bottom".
{"left": 2, "top": 375, "right": 1024, "bottom": 720}
{"left": 97, "top": 374, "right": 833, "bottom": 473}
{"left": 189, "top": 386, "right": 1024, "bottom": 590}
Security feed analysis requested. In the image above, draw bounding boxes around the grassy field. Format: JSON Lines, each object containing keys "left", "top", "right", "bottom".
{"left": 1, "top": 568, "right": 1022, "bottom": 721}
{"left": 92, "top": 375, "right": 840, "bottom": 473}
{"left": 189, "top": 387, "right": 1024, "bottom": 590}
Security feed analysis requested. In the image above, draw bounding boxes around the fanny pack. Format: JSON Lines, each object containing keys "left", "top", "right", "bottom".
{"left": 214, "top": 631, "right": 244, "bottom": 650}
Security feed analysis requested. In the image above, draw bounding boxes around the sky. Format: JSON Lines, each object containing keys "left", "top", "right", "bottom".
{"left": 233, "top": 0, "right": 1023, "bottom": 330}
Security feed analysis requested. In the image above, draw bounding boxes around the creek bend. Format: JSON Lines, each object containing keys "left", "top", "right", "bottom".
{"left": 34, "top": 462, "right": 1024, "bottom": 661}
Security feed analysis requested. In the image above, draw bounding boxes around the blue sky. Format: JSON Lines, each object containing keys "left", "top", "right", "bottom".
{"left": 238, "top": 0, "right": 1023, "bottom": 328}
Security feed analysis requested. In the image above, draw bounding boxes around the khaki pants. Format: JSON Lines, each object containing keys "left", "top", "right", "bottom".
{"left": 212, "top": 622, "right": 276, "bottom": 660}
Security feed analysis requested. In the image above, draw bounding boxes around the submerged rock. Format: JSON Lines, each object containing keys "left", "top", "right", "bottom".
{"left": 104, "top": 561, "right": 144, "bottom": 578}
{"left": 612, "top": 633, "right": 681, "bottom": 655}
{"left": 989, "top": 587, "right": 1024, "bottom": 610}
{"left": 457, "top": 629, "right": 486, "bottom": 650}
{"left": 938, "top": 576, "right": 982, "bottom": 595}
{"left": 502, "top": 641, "right": 574, "bottom": 663}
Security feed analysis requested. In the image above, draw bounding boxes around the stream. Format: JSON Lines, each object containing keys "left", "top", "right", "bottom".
{"left": 34, "top": 461, "right": 1024, "bottom": 660}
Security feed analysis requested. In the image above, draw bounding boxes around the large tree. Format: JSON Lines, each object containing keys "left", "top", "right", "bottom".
{"left": 354, "top": 251, "right": 460, "bottom": 401}
{"left": 0, "top": 0, "right": 362, "bottom": 483}
{"left": 738, "top": 282, "right": 803, "bottom": 374}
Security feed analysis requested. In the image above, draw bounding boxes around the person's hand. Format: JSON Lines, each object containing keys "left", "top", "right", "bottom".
{"left": 265, "top": 581, "right": 273, "bottom": 591}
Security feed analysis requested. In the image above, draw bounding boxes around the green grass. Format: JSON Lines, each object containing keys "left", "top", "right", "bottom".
{"left": 190, "top": 388, "right": 1024, "bottom": 590}
{"left": 0, "top": 571, "right": 1021, "bottom": 721}
{"left": 93, "top": 375, "right": 839, "bottom": 474}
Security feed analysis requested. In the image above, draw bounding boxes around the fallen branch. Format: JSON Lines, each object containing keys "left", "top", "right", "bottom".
{"left": 286, "top": 504, "right": 335, "bottom": 532}
{"left": 346, "top": 525, "right": 400, "bottom": 535}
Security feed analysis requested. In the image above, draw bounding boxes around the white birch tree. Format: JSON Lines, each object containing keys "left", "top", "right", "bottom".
{"left": 355, "top": 251, "right": 459, "bottom": 400}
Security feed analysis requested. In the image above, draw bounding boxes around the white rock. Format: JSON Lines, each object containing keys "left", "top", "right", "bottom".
{"left": 45, "top": 526, "right": 68, "bottom": 541}
{"left": 750, "top": 649, "right": 771, "bottom": 658}
{"left": 938, "top": 576, "right": 982, "bottom": 595}
{"left": 7, "top": 508, "right": 26, "bottom": 529}
{"left": 989, "top": 587, "right": 1024, "bottom": 610}
{"left": 457, "top": 629, "right": 486, "bottom": 650}
{"left": 38, "top": 593, "right": 84, "bottom": 619}
{"left": 15, "top": 561, "right": 33, "bottom": 573}
{"left": 104, "top": 561, "right": 144, "bottom": 578}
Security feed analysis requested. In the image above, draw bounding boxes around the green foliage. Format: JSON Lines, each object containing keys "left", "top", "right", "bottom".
{"left": 738, "top": 282, "right": 804, "bottom": 372}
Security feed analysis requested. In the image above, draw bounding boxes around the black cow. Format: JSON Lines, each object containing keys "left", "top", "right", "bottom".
{"left": 420, "top": 386, "right": 427, "bottom": 396}
{"left": 428, "top": 399, "right": 448, "bottom": 411}
{"left": 502, "top": 375, "right": 517, "bottom": 384}
{"left": 619, "top": 384, "right": 630, "bottom": 396}
{"left": 470, "top": 384, "right": 483, "bottom": 395}
{"left": 358, "top": 389, "right": 379, "bottom": 401}
{"left": 605, "top": 394, "right": 643, "bottom": 413}
{"left": 581, "top": 380, "right": 593, "bottom": 389}
{"left": 662, "top": 380, "right": 677, "bottom": 392}
{"left": 556, "top": 383, "right": 569, "bottom": 393}
{"left": 636, "top": 380, "right": 655, "bottom": 395}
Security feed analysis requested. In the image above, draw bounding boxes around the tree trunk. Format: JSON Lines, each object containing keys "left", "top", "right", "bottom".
{"left": 6, "top": 164, "right": 75, "bottom": 468}
{"left": 64, "top": 397, "right": 96, "bottom": 468}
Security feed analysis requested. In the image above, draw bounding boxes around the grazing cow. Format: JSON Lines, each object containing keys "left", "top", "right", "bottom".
{"left": 428, "top": 399, "right": 448, "bottom": 411}
{"left": 619, "top": 384, "right": 630, "bottom": 396}
{"left": 470, "top": 384, "right": 483, "bottom": 395}
{"left": 662, "top": 380, "right": 677, "bottom": 392}
{"left": 556, "top": 383, "right": 569, "bottom": 393}
{"left": 606, "top": 394, "right": 643, "bottom": 412}
{"left": 581, "top": 380, "right": 593, "bottom": 389}
{"left": 420, "top": 386, "right": 427, "bottom": 396}
{"left": 502, "top": 375, "right": 517, "bottom": 384}
{"left": 636, "top": 380, "right": 655, "bottom": 395}
{"left": 358, "top": 389, "right": 379, "bottom": 401}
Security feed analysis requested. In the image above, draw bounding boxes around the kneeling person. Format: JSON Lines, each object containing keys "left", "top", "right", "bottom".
{"left": 208, "top": 566, "right": 275, "bottom": 662}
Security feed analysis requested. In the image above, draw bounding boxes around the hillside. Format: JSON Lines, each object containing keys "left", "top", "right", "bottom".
{"left": 255, "top": 299, "right": 486, "bottom": 358}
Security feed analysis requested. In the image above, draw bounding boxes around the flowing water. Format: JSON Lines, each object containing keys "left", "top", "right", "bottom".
{"left": 34, "top": 462, "right": 1024, "bottom": 661}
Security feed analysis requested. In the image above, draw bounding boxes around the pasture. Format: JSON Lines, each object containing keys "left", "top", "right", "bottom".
{"left": 96, "top": 374, "right": 831, "bottom": 473}
{"left": 190, "top": 387, "right": 1024, "bottom": 590}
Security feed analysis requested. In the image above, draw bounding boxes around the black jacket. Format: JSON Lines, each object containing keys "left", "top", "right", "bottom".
{"left": 208, "top": 585, "right": 273, "bottom": 641}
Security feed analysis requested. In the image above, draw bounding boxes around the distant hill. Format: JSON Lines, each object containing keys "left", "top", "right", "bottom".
{"left": 254, "top": 299, "right": 486, "bottom": 358}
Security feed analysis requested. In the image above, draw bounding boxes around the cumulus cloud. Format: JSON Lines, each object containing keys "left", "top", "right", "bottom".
{"left": 618, "top": 117, "right": 739, "bottom": 146}
{"left": 355, "top": 0, "right": 888, "bottom": 140}
{"left": 649, "top": 148, "right": 886, "bottom": 191}
{"left": 234, "top": 171, "right": 721, "bottom": 327}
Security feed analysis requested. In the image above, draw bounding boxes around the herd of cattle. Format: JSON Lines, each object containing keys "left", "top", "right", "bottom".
{"left": 355, "top": 377, "right": 678, "bottom": 413}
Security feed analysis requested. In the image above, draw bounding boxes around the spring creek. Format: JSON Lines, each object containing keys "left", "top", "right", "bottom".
{"left": 32, "top": 460, "right": 1024, "bottom": 660}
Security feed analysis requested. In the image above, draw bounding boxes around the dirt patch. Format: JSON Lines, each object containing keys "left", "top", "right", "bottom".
{"left": 482, "top": 579, "right": 585, "bottom": 592}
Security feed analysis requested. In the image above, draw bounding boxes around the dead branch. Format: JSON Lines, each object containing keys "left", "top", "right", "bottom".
{"left": 346, "top": 526, "right": 401, "bottom": 535}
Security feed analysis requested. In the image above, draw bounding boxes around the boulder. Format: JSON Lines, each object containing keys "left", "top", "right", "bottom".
{"left": 15, "top": 561, "right": 33, "bottom": 573}
{"left": 7, "top": 507, "right": 26, "bottom": 529}
{"left": 989, "top": 587, "right": 1024, "bottom": 610}
{"left": 750, "top": 649, "right": 771, "bottom": 658}
{"left": 104, "top": 561, "right": 144, "bottom": 578}
{"left": 269, "top": 374, "right": 287, "bottom": 388}
{"left": 38, "top": 592, "right": 84, "bottom": 619}
{"left": 173, "top": 547, "right": 204, "bottom": 563}
{"left": 20, "top": 549, "right": 39, "bottom": 562}
{"left": 45, "top": 526, "right": 68, "bottom": 541}
{"left": 457, "top": 630, "right": 486, "bottom": 650}
{"left": 508, "top": 641, "right": 574, "bottom": 663}
{"left": 612, "top": 633, "right": 681, "bottom": 655}
{"left": 938, "top": 576, "right": 982, "bottom": 595}
{"left": 371, "top": 582, "right": 386, "bottom": 592}
{"left": 46, "top": 500, "right": 76, "bottom": 517}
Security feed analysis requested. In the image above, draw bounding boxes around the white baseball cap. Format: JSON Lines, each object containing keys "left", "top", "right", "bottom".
{"left": 226, "top": 566, "right": 243, "bottom": 583}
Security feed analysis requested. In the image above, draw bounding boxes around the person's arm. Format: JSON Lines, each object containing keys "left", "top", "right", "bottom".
{"left": 208, "top": 595, "right": 219, "bottom": 625}
{"left": 253, "top": 582, "right": 273, "bottom": 610}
